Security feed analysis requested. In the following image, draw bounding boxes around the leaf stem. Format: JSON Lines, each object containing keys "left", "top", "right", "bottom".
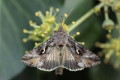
{"left": 69, "top": 3, "right": 104, "bottom": 32}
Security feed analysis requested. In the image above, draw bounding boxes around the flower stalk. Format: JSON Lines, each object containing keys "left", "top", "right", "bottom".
{"left": 68, "top": 3, "right": 104, "bottom": 32}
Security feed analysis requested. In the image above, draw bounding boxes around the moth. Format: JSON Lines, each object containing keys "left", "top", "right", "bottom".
{"left": 21, "top": 26, "right": 100, "bottom": 75}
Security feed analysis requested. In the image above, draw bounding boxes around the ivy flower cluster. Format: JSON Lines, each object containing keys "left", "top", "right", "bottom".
{"left": 22, "top": 7, "right": 80, "bottom": 47}
{"left": 96, "top": 37, "right": 120, "bottom": 68}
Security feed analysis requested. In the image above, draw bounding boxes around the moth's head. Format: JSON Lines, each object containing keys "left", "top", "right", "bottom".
{"left": 54, "top": 26, "right": 68, "bottom": 36}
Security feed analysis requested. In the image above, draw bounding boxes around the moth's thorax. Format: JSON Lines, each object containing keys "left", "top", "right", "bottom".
{"left": 53, "top": 31, "right": 69, "bottom": 46}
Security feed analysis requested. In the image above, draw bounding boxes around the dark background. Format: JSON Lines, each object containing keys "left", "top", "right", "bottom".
{"left": 0, "top": 0, "right": 120, "bottom": 80}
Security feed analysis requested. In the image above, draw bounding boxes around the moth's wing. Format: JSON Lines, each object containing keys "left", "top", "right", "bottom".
{"left": 22, "top": 40, "right": 61, "bottom": 71}
{"left": 21, "top": 48, "right": 42, "bottom": 67}
{"left": 61, "top": 37, "right": 100, "bottom": 71}
{"left": 77, "top": 50, "right": 100, "bottom": 68}
{"left": 61, "top": 46, "right": 83, "bottom": 71}
{"left": 37, "top": 46, "right": 61, "bottom": 71}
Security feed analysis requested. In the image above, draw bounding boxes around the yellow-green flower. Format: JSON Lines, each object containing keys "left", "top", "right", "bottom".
{"left": 96, "top": 37, "right": 120, "bottom": 68}
{"left": 22, "top": 7, "right": 79, "bottom": 47}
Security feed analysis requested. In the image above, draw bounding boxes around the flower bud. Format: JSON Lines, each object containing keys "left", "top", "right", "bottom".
{"left": 23, "top": 29, "right": 28, "bottom": 33}
{"left": 56, "top": 8, "right": 59, "bottom": 12}
{"left": 22, "top": 38, "right": 28, "bottom": 42}
{"left": 106, "top": 34, "right": 111, "bottom": 38}
{"left": 76, "top": 32, "right": 80, "bottom": 35}
{"left": 102, "top": 19, "right": 115, "bottom": 32}
{"left": 79, "top": 42, "right": 85, "bottom": 45}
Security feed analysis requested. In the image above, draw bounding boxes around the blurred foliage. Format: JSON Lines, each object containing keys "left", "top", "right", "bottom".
{"left": 96, "top": 37, "right": 120, "bottom": 68}
{"left": 0, "top": 0, "right": 120, "bottom": 80}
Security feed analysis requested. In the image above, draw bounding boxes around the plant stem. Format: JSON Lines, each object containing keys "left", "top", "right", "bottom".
{"left": 104, "top": 6, "right": 109, "bottom": 20}
{"left": 115, "top": 13, "right": 120, "bottom": 37}
{"left": 116, "top": 13, "right": 120, "bottom": 25}
{"left": 69, "top": 3, "right": 104, "bottom": 32}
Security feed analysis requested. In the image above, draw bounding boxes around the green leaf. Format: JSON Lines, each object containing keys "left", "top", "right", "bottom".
{"left": 0, "top": 0, "right": 25, "bottom": 80}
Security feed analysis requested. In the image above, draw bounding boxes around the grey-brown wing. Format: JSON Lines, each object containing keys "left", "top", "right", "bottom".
{"left": 61, "top": 37, "right": 100, "bottom": 71}
{"left": 61, "top": 46, "right": 84, "bottom": 71}
{"left": 21, "top": 48, "right": 42, "bottom": 67}
{"left": 37, "top": 46, "right": 61, "bottom": 71}
{"left": 22, "top": 40, "right": 61, "bottom": 71}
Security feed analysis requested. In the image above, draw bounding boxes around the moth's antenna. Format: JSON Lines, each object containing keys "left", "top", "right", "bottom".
{"left": 59, "top": 8, "right": 74, "bottom": 31}
{"left": 58, "top": 15, "right": 66, "bottom": 31}
{"left": 63, "top": 8, "right": 73, "bottom": 24}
